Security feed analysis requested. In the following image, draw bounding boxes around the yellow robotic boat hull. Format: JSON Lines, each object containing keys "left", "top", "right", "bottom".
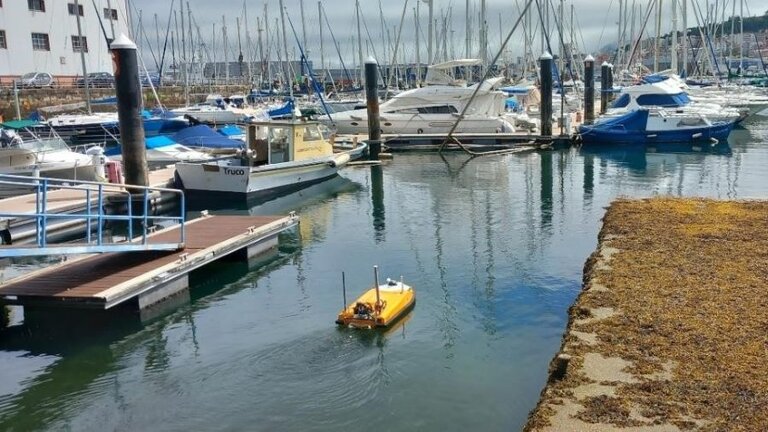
{"left": 336, "top": 269, "right": 415, "bottom": 329}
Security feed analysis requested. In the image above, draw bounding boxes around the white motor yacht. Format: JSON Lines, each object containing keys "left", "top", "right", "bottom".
{"left": 325, "top": 59, "right": 515, "bottom": 135}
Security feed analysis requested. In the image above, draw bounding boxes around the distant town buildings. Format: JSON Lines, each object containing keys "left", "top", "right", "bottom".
{"left": 0, "top": 0, "right": 130, "bottom": 84}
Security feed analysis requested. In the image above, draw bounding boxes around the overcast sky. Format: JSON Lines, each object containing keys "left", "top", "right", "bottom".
{"left": 127, "top": 0, "right": 767, "bottom": 69}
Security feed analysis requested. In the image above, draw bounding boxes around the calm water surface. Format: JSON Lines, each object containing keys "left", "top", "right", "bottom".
{"left": 1, "top": 119, "right": 767, "bottom": 431}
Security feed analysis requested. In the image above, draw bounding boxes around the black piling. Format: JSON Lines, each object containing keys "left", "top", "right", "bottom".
{"left": 111, "top": 34, "right": 148, "bottom": 187}
{"left": 584, "top": 55, "right": 595, "bottom": 125}
{"left": 539, "top": 52, "right": 553, "bottom": 138}
{"left": 365, "top": 57, "right": 381, "bottom": 160}
{"left": 600, "top": 62, "right": 610, "bottom": 115}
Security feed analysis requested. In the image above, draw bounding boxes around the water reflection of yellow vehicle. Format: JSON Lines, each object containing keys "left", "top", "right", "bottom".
{"left": 336, "top": 266, "right": 415, "bottom": 329}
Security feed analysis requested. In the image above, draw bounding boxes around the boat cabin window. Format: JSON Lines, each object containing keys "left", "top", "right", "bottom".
{"left": 393, "top": 108, "right": 420, "bottom": 114}
{"left": 268, "top": 126, "right": 292, "bottom": 163}
{"left": 417, "top": 105, "right": 458, "bottom": 114}
{"left": 611, "top": 94, "right": 630, "bottom": 108}
{"left": 636, "top": 93, "right": 691, "bottom": 107}
{"left": 302, "top": 125, "right": 323, "bottom": 142}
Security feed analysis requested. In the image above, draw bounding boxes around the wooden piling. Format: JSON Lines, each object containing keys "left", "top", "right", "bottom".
{"left": 365, "top": 57, "right": 382, "bottom": 160}
{"left": 111, "top": 34, "right": 148, "bottom": 187}
{"left": 600, "top": 62, "right": 610, "bottom": 114}
{"left": 583, "top": 55, "right": 595, "bottom": 124}
{"left": 539, "top": 52, "right": 553, "bottom": 137}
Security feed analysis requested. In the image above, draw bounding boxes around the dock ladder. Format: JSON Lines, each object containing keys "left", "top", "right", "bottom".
{"left": 0, "top": 174, "right": 186, "bottom": 257}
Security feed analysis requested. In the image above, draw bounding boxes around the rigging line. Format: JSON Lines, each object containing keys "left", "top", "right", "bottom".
{"left": 358, "top": 5, "right": 388, "bottom": 87}
{"left": 320, "top": 2, "right": 359, "bottom": 96}
{"left": 158, "top": 0, "right": 176, "bottom": 82}
{"left": 595, "top": 0, "right": 615, "bottom": 55}
{"left": 283, "top": 7, "right": 334, "bottom": 124}
{"left": 625, "top": 0, "right": 657, "bottom": 72}
{"left": 438, "top": 0, "right": 535, "bottom": 156}
{"left": 534, "top": 0, "right": 563, "bottom": 95}
{"left": 545, "top": 0, "right": 581, "bottom": 98}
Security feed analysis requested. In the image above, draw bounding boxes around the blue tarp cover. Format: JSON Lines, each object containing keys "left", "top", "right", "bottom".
{"left": 173, "top": 125, "right": 243, "bottom": 149}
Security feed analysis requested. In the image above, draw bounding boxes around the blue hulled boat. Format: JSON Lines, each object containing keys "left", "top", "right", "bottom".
{"left": 578, "top": 109, "right": 735, "bottom": 146}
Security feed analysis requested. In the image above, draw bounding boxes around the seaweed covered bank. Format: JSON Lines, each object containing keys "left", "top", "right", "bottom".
{"left": 525, "top": 198, "right": 768, "bottom": 431}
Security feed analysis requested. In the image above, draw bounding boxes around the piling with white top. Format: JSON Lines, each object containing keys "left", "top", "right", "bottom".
{"left": 365, "top": 57, "right": 381, "bottom": 160}
{"left": 600, "top": 62, "right": 610, "bottom": 115}
{"left": 539, "top": 52, "right": 553, "bottom": 137}
{"left": 584, "top": 55, "right": 595, "bottom": 124}
{"left": 111, "top": 34, "right": 148, "bottom": 187}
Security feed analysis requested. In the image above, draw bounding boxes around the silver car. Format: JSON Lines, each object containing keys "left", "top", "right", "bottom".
{"left": 18, "top": 72, "right": 56, "bottom": 88}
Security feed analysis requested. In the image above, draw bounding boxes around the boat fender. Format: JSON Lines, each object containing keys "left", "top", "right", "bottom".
{"left": 691, "top": 132, "right": 703, "bottom": 139}
{"left": 328, "top": 153, "right": 351, "bottom": 168}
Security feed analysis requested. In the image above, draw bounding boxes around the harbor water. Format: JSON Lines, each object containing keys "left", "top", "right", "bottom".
{"left": 1, "top": 119, "right": 767, "bottom": 431}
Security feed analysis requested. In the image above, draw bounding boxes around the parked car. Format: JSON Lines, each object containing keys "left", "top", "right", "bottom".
{"left": 76, "top": 72, "right": 114, "bottom": 88}
{"left": 140, "top": 72, "right": 161, "bottom": 88}
{"left": 18, "top": 72, "right": 56, "bottom": 88}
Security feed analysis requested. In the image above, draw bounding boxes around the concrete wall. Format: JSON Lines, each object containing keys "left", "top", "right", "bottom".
{"left": 0, "top": 0, "right": 129, "bottom": 79}
{"left": 0, "top": 84, "right": 254, "bottom": 120}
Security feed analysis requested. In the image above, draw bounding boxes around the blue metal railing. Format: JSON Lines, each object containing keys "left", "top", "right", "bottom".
{"left": 0, "top": 174, "right": 186, "bottom": 257}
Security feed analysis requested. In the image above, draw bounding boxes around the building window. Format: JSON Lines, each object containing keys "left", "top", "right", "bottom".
{"left": 103, "top": 8, "right": 118, "bottom": 20}
{"left": 0, "top": 31, "right": 6, "bottom": 49}
{"left": 31, "top": 33, "right": 50, "bottom": 51}
{"left": 67, "top": 3, "right": 83, "bottom": 16}
{"left": 28, "top": 0, "right": 45, "bottom": 12}
{"left": 71, "top": 35, "right": 88, "bottom": 53}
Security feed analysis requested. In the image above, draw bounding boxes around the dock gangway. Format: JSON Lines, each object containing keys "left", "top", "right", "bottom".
{"left": 0, "top": 174, "right": 185, "bottom": 257}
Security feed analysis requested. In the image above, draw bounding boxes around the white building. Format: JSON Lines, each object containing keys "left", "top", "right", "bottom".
{"left": 0, "top": 0, "right": 130, "bottom": 83}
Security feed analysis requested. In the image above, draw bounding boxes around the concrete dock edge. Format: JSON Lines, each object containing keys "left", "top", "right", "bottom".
{"left": 524, "top": 197, "right": 768, "bottom": 431}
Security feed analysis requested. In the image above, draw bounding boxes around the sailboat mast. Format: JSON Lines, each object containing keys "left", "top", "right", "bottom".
{"left": 300, "top": 0, "right": 308, "bottom": 54}
{"left": 480, "top": 0, "right": 487, "bottom": 70}
{"left": 654, "top": 0, "right": 662, "bottom": 72}
{"left": 465, "top": 0, "right": 470, "bottom": 59}
{"left": 427, "top": 0, "right": 434, "bottom": 64}
{"left": 681, "top": 0, "right": 687, "bottom": 76}
{"left": 279, "top": 0, "right": 292, "bottom": 94}
{"left": 106, "top": 0, "right": 117, "bottom": 39}
{"left": 739, "top": 0, "right": 743, "bottom": 71}
{"left": 356, "top": 0, "right": 364, "bottom": 86}
{"left": 671, "top": 0, "right": 678, "bottom": 73}
{"left": 318, "top": 2, "right": 325, "bottom": 76}
{"left": 618, "top": 0, "right": 623, "bottom": 68}
{"left": 414, "top": 3, "right": 421, "bottom": 85}
{"left": 73, "top": 0, "right": 91, "bottom": 114}
{"left": 237, "top": 17, "right": 243, "bottom": 83}
{"left": 223, "top": 16, "right": 229, "bottom": 85}
{"left": 244, "top": 1, "right": 252, "bottom": 86}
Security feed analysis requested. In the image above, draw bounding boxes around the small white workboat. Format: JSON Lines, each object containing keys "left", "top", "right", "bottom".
{"left": 174, "top": 119, "right": 365, "bottom": 196}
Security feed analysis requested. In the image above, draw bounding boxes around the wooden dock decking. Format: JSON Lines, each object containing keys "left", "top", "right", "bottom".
{"left": 0, "top": 214, "right": 298, "bottom": 309}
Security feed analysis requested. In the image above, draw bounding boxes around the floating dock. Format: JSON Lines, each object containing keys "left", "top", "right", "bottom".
{"left": 0, "top": 214, "right": 298, "bottom": 312}
{"left": 335, "top": 132, "right": 574, "bottom": 152}
{"left": 0, "top": 167, "right": 176, "bottom": 244}
{"left": 525, "top": 198, "right": 768, "bottom": 431}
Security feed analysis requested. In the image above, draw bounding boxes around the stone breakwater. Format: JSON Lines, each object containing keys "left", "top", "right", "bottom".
{"left": 525, "top": 197, "right": 768, "bottom": 432}
{"left": 0, "top": 85, "right": 252, "bottom": 119}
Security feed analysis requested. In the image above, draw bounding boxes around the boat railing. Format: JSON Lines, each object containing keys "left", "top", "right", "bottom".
{"left": 0, "top": 174, "right": 186, "bottom": 257}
